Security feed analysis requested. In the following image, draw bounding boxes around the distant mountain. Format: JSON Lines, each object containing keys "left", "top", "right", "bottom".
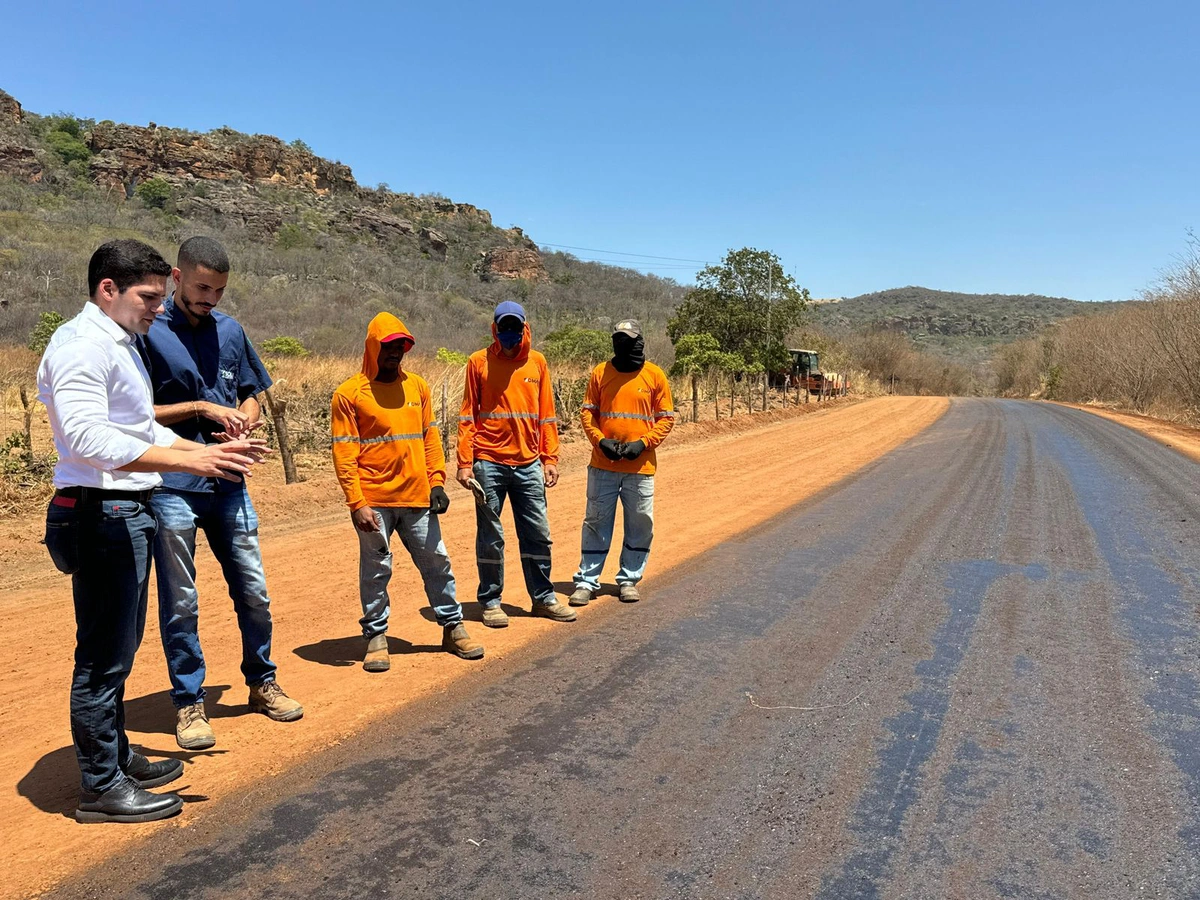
{"left": 811, "top": 286, "right": 1126, "bottom": 367}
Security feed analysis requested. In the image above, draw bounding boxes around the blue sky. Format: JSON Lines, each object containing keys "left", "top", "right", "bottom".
{"left": 3, "top": 0, "right": 1197, "bottom": 300}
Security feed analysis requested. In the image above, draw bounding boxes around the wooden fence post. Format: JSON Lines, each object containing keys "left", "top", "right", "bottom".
{"left": 18, "top": 385, "right": 34, "bottom": 462}
{"left": 261, "top": 388, "right": 300, "bottom": 484}
{"left": 714, "top": 375, "right": 720, "bottom": 420}
{"left": 440, "top": 380, "right": 450, "bottom": 461}
{"left": 691, "top": 375, "right": 698, "bottom": 424}
{"left": 729, "top": 375, "right": 735, "bottom": 419}
{"left": 762, "top": 373, "right": 768, "bottom": 411}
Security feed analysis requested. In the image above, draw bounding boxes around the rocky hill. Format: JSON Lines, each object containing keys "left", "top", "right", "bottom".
{"left": 0, "top": 89, "right": 684, "bottom": 356}
{"left": 812, "top": 286, "right": 1126, "bottom": 368}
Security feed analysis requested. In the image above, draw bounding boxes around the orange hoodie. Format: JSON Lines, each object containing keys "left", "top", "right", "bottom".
{"left": 456, "top": 321, "right": 559, "bottom": 468}
{"left": 331, "top": 312, "right": 446, "bottom": 510}
{"left": 580, "top": 361, "right": 676, "bottom": 475}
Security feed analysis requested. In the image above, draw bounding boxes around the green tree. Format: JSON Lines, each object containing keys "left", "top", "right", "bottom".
{"left": 436, "top": 347, "right": 470, "bottom": 366}
{"left": 28, "top": 310, "right": 67, "bottom": 354}
{"left": 543, "top": 325, "right": 610, "bottom": 366}
{"left": 668, "top": 332, "right": 742, "bottom": 378}
{"left": 135, "top": 177, "right": 173, "bottom": 209}
{"left": 45, "top": 129, "right": 91, "bottom": 165}
{"left": 668, "top": 248, "right": 809, "bottom": 372}
{"left": 260, "top": 336, "right": 309, "bottom": 357}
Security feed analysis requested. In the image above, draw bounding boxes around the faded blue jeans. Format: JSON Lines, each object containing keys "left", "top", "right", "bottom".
{"left": 473, "top": 460, "right": 556, "bottom": 608}
{"left": 151, "top": 488, "right": 276, "bottom": 708}
{"left": 46, "top": 495, "right": 156, "bottom": 794}
{"left": 573, "top": 467, "right": 655, "bottom": 592}
{"left": 356, "top": 506, "right": 463, "bottom": 637}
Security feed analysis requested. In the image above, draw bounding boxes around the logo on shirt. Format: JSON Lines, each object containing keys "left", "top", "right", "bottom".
{"left": 220, "top": 367, "right": 235, "bottom": 381}
{"left": 524, "top": 377, "right": 540, "bottom": 385}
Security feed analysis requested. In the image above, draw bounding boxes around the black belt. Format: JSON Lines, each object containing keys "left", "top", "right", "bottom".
{"left": 54, "top": 486, "right": 155, "bottom": 505}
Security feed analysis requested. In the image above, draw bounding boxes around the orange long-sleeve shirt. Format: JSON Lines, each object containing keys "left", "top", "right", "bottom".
{"left": 457, "top": 322, "right": 560, "bottom": 468}
{"left": 332, "top": 313, "right": 445, "bottom": 511}
{"left": 580, "top": 361, "right": 676, "bottom": 475}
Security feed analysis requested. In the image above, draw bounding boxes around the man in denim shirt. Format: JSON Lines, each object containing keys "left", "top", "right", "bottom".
{"left": 142, "top": 237, "right": 302, "bottom": 750}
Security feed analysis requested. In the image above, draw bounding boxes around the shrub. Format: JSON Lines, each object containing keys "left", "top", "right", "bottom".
{"left": 135, "top": 177, "right": 173, "bottom": 209}
{"left": 436, "top": 347, "right": 470, "bottom": 366}
{"left": 260, "top": 336, "right": 309, "bottom": 357}
{"left": 45, "top": 130, "right": 91, "bottom": 165}
{"left": 28, "top": 310, "right": 67, "bottom": 354}
{"left": 275, "top": 223, "right": 313, "bottom": 250}
{"left": 543, "top": 325, "right": 609, "bottom": 366}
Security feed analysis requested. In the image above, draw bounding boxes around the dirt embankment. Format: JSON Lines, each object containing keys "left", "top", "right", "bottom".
{"left": 0, "top": 396, "right": 947, "bottom": 900}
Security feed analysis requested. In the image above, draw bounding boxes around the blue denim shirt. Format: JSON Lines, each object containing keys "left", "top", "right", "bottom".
{"left": 140, "top": 295, "right": 273, "bottom": 493}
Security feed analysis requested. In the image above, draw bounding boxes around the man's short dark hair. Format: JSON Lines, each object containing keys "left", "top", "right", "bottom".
{"left": 177, "top": 236, "right": 230, "bottom": 274}
{"left": 88, "top": 239, "right": 172, "bottom": 297}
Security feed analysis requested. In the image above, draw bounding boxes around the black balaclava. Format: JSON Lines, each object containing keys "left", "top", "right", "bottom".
{"left": 612, "top": 333, "right": 645, "bottom": 372}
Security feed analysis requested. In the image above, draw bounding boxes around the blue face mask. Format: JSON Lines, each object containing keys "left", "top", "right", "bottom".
{"left": 497, "top": 327, "right": 523, "bottom": 349}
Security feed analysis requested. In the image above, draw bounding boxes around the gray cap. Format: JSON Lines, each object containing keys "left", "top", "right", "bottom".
{"left": 612, "top": 318, "right": 642, "bottom": 338}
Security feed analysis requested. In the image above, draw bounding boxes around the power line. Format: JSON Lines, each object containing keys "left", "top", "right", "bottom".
{"left": 539, "top": 242, "right": 713, "bottom": 265}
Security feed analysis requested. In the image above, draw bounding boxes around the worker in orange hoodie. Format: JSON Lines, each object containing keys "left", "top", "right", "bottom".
{"left": 569, "top": 318, "right": 675, "bottom": 606}
{"left": 332, "top": 312, "right": 483, "bottom": 672}
{"left": 457, "top": 301, "right": 575, "bottom": 627}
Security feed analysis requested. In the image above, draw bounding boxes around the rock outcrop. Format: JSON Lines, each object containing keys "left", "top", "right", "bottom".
{"left": 87, "top": 122, "right": 357, "bottom": 196}
{"left": 0, "top": 139, "right": 41, "bottom": 182}
{"left": 478, "top": 247, "right": 547, "bottom": 282}
{"left": 0, "top": 92, "right": 22, "bottom": 126}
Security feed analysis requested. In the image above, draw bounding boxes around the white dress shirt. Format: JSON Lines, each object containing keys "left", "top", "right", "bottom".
{"left": 37, "top": 301, "right": 179, "bottom": 490}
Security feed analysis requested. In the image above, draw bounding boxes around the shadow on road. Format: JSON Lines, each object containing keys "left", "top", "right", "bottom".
{"left": 293, "top": 635, "right": 440, "bottom": 666}
{"left": 124, "top": 684, "right": 241, "bottom": 735}
{"left": 18, "top": 742, "right": 227, "bottom": 817}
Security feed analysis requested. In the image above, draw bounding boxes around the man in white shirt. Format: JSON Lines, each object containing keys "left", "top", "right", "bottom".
{"left": 39, "top": 239, "right": 270, "bottom": 824}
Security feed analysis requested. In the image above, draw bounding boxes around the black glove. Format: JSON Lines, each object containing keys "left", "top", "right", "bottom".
{"left": 429, "top": 485, "right": 450, "bottom": 514}
{"left": 620, "top": 440, "right": 646, "bottom": 460}
{"left": 598, "top": 438, "right": 624, "bottom": 461}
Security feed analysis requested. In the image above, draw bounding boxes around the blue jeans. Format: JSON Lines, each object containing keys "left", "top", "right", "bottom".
{"left": 46, "top": 496, "right": 156, "bottom": 794}
{"left": 357, "top": 506, "right": 463, "bottom": 637}
{"left": 573, "top": 467, "right": 655, "bottom": 592}
{"left": 151, "top": 488, "right": 276, "bottom": 708}
{"left": 473, "top": 460, "right": 555, "bottom": 608}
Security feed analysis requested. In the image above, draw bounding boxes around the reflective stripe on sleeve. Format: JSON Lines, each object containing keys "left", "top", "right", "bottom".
{"left": 654, "top": 410, "right": 677, "bottom": 419}
{"left": 333, "top": 433, "right": 425, "bottom": 445}
{"left": 479, "top": 411, "right": 540, "bottom": 420}
{"left": 598, "top": 411, "right": 655, "bottom": 422}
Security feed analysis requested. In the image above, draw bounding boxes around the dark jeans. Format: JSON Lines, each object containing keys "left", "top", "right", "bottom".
{"left": 473, "top": 460, "right": 555, "bottom": 607}
{"left": 46, "top": 495, "right": 156, "bottom": 795}
{"left": 150, "top": 488, "right": 276, "bottom": 708}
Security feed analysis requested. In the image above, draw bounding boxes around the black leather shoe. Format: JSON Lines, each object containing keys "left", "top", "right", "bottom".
{"left": 123, "top": 752, "right": 184, "bottom": 789}
{"left": 76, "top": 777, "right": 183, "bottom": 824}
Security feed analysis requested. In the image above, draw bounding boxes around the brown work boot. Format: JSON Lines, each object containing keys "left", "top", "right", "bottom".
{"left": 248, "top": 680, "right": 304, "bottom": 721}
{"left": 443, "top": 623, "right": 484, "bottom": 660}
{"left": 481, "top": 605, "right": 509, "bottom": 628}
{"left": 619, "top": 584, "right": 642, "bottom": 603}
{"left": 176, "top": 701, "right": 215, "bottom": 750}
{"left": 568, "top": 586, "right": 593, "bottom": 607}
{"left": 533, "top": 602, "right": 577, "bottom": 622}
{"left": 363, "top": 633, "right": 390, "bottom": 672}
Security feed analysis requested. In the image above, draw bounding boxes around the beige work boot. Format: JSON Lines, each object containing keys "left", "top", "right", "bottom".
{"left": 533, "top": 602, "right": 577, "bottom": 622}
{"left": 568, "top": 586, "right": 593, "bottom": 607}
{"left": 176, "top": 701, "right": 215, "bottom": 750}
{"left": 619, "top": 584, "right": 642, "bottom": 603}
{"left": 481, "top": 605, "right": 509, "bottom": 628}
{"left": 248, "top": 680, "right": 304, "bottom": 721}
{"left": 363, "top": 634, "right": 390, "bottom": 672}
{"left": 443, "top": 623, "right": 484, "bottom": 660}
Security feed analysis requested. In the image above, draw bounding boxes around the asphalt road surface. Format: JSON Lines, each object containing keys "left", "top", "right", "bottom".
{"left": 61, "top": 400, "right": 1200, "bottom": 899}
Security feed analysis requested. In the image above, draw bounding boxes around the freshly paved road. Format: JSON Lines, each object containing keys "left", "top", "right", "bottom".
{"left": 61, "top": 400, "right": 1200, "bottom": 899}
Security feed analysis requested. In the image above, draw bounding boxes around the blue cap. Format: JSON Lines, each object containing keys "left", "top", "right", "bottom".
{"left": 493, "top": 300, "right": 526, "bottom": 323}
